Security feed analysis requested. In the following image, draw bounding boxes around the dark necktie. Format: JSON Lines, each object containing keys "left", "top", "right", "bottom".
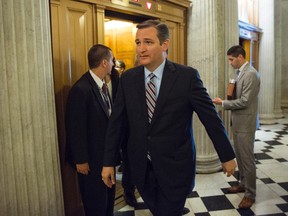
{"left": 102, "top": 83, "right": 111, "bottom": 115}
{"left": 236, "top": 70, "right": 240, "bottom": 77}
{"left": 146, "top": 73, "right": 157, "bottom": 123}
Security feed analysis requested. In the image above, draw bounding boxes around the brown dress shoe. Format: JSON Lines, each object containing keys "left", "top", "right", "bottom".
{"left": 238, "top": 197, "right": 255, "bottom": 209}
{"left": 227, "top": 185, "right": 245, "bottom": 193}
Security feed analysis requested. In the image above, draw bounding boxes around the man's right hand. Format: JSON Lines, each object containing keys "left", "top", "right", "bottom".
{"left": 101, "top": 167, "right": 115, "bottom": 188}
{"left": 76, "top": 163, "right": 90, "bottom": 175}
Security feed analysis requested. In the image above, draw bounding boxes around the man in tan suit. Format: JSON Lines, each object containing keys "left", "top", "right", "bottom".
{"left": 213, "top": 45, "right": 260, "bottom": 209}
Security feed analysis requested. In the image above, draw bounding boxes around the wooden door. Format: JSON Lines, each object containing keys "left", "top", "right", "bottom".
{"left": 157, "top": 20, "right": 185, "bottom": 65}
{"left": 50, "top": 0, "right": 94, "bottom": 215}
{"left": 104, "top": 22, "right": 137, "bottom": 70}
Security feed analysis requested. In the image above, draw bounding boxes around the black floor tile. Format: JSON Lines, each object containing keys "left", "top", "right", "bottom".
{"left": 279, "top": 182, "right": 288, "bottom": 191}
{"left": 281, "top": 195, "right": 288, "bottom": 202}
{"left": 237, "top": 208, "right": 255, "bottom": 216}
{"left": 194, "top": 213, "right": 210, "bottom": 216}
{"left": 134, "top": 202, "right": 148, "bottom": 210}
{"left": 114, "top": 211, "right": 134, "bottom": 216}
{"left": 255, "top": 152, "right": 273, "bottom": 160}
{"left": 276, "top": 203, "right": 288, "bottom": 212}
{"left": 260, "top": 178, "right": 275, "bottom": 184}
{"left": 187, "top": 191, "right": 199, "bottom": 198}
{"left": 201, "top": 195, "right": 234, "bottom": 211}
{"left": 265, "top": 140, "right": 284, "bottom": 146}
{"left": 277, "top": 158, "right": 287, "bottom": 162}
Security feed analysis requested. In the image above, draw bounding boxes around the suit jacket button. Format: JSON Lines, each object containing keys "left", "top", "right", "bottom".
{"left": 147, "top": 136, "right": 151, "bottom": 140}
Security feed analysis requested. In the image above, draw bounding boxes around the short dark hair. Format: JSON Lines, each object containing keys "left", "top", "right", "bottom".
{"left": 116, "top": 60, "right": 126, "bottom": 70}
{"left": 136, "top": 19, "right": 169, "bottom": 45}
{"left": 227, "top": 45, "right": 246, "bottom": 58}
{"left": 88, "top": 44, "right": 112, "bottom": 69}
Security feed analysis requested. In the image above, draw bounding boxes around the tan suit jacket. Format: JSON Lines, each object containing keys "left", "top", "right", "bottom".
{"left": 223, "top": 63, "right": 260, "bottom": 132}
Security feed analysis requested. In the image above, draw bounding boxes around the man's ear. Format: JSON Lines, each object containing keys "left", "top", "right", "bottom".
{"left": 162, "top": 39, "right": 169, "bottom": 52}
{"left": 102, "top": 59, "right": 108, "bottom": 67}
{"left": 238, "top": 54, "right": 245, "bottom": 60}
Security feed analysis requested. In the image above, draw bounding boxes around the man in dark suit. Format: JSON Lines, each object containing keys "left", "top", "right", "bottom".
{"left": 105, "top": 59, "right": 120, "bottom": 102}
{"left": 102, "top": 20, "right": 236, "bottom": 216}
{"left": 213, "top": 45, "right": 260, "bottom": 209}
{"left": 65, "top": 44, "right": 116, "bottom": 216}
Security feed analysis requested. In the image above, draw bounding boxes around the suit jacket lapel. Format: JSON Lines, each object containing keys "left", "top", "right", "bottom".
{"left": 133, "top": 66, "right": 150, "bottom": 126}
{"left": 149, "top": 60, "right": 178, "bottom": 129}
{"left": 86, "top": 72, "right": 110, "bottom": 118}
{"left": 238, "top": 63, "right": 249, "bottom": 82}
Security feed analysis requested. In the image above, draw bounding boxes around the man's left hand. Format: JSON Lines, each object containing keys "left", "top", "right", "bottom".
{"left": 212, "top": 97, "right": 223, "bottom": 105}
{"left": 222, "top": 159, "right": 237, "bottom": 177}
{"left": 101, "top": 166, "right": 115, "bottom": 188}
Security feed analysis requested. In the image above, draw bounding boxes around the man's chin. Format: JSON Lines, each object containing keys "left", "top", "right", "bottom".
{"left": 139, "top": 59, "right": 149, "bottom": 66}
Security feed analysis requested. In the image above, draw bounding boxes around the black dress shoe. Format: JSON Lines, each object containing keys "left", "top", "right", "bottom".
{"left": 182, "top": 207, "right": 190, "bottom": 215}
{"left": 124, "top": 192, "right": 137, "bottom": 207}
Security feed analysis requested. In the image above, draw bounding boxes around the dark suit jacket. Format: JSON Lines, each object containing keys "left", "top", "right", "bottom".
{"left": 110, "top": 68, "right": 120, "bottom": 101}
{"left": 104, "top": 60, "right": 235, "bottom": 201}
{"left": 66, "top": 71, "right": 111, "bottom": 172}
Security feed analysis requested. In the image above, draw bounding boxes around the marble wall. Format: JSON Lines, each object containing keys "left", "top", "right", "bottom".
{"left": 0, "top": 0, "right": 64, "bottom": 215}
{"left": 281, "top": 0, "right": 288, "bottom": 109}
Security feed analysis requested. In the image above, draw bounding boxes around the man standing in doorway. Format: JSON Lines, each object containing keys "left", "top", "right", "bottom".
{"left": 213, "top": 45, "right": 260, "bottom": 209}
{"left": 66, "top": 44, "right": 116, "bottom": 216}
{"left": 102, "top": 20, "right": 237, "bottom": 216}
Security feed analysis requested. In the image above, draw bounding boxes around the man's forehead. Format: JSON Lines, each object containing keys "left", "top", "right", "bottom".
{"left": 135, "top": 37, "right": 154, "bottom": 40}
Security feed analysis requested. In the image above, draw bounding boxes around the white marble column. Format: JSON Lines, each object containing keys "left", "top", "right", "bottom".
{"left": 281, "top": 0, "right": 288, "bottom": 109}
{"left": 274, "top": 0, "right": 284, "bottom": 118}
{"left": 187, "top": 0, "right": 238, "bottom": 173}
{"left": 258, "top": 0, "right": 277, "bottom": 124}
{"left": 0, "top": 0, "right": 64, "bottom": 215}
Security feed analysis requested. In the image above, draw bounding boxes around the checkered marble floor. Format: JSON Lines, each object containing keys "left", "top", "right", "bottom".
{"left": 115, "top": 115, "right": 288, "bottom": 216}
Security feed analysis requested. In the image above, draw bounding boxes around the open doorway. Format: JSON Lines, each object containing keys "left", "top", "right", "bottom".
{"left": 104, "top": 19, "right": 137, "bottom": 71}
{"left": 104, "top": 10, "right": 152, "bottom": 70}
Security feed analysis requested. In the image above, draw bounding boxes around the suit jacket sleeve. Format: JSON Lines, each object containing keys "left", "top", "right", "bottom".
{"left": 65, "top": 85, "right": 89, "bottom": 164}
{"left": 189, "top": 69, "right": 235, "bottom": 162}
{"left": 103, "top": 77, "right": 128, "bottom": 166}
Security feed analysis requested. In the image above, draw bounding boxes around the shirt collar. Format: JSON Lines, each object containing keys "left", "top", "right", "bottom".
{"left": 239, "top": 61, "right": 249, "bottom": 73}
{"left": 144, "top": 59, "right": 166, "bottom": 80}
{"left": 89, "top": 70, "right": 105, "bottom": 88}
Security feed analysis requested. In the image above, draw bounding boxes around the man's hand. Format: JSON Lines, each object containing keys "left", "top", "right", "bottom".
{"left": 76, "top": 163, "right": 90, "bottom": 175}
{"left": 212, "top": 97, "right": 223, "bottom": 105}
{"left": 222, "top": 159, "right": 237, "bottom": 177}
{"left": 101, "top": 167, "right": 115, "bottom": 188}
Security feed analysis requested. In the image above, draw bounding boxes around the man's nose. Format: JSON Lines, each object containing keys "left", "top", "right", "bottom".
{"left": 138, "top": 44, "right": 146, "bottom": 52}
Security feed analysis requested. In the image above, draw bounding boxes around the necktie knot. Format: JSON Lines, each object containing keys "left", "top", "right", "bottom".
{"left": 149, "top": 73, "right": 156, "bottom": 80}
{"left": 236, "top": 70, "right": 240, "bottom": 77}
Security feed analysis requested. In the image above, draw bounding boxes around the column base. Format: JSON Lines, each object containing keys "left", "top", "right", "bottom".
{"left": 274, "top": 108, "right": 284, "bottom": 119}
{"left": 196, "top": 154, "right": 222, "bottom": 174}
{"left": 259, "top": 114, "right": 277, "bottom": 125}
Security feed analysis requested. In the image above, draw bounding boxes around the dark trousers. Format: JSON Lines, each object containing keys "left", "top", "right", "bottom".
{"left": 137, "top": 162, "right": 186, "bottom": 216}
{"left": 121, "top": 149, "right": 135, "bottom": 194}
{"left": 78, "top": 169, "right": 115, "bottom": 216}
